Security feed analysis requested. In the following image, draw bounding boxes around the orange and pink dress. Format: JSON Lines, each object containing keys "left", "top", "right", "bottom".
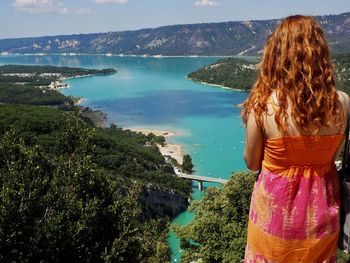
{"left": 245, "top": 134, "right": 343, "bottom": 262}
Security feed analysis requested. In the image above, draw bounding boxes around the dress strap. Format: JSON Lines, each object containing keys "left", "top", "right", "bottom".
{"left": 268, "top": 97, "right": 279, "bottom": 113}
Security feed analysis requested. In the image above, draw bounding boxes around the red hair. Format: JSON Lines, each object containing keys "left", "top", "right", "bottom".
{"left": 242, "top": 15, "right": 343, "bottom": 134}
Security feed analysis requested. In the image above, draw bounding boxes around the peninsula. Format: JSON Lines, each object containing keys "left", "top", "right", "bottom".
{"left": 0, "top": 65, "right": 116, "bottom": 124}
{"left": 188, "top": 54, "right": 350, "bottom": 94}
{"left": 188, "top": 57, "right": 257, "bottom": 91}
{"left": 0, "top": 64, "right": 116, "bottom": 88}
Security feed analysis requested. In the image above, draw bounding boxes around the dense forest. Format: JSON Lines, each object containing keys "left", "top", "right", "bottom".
{"left": 188, "top": 54, "right": 350, "bottom": 94}
{"left": 0, "top": 65, "right": 116, "bottom": 106}
{"left": 174, "top": 172, "right": 255, "bottom": 262}
{"left": 0, "top": 65, "right": 192, "bottom": 262}
{"left": 0, "top": 83, "right": 72, "bottom": 105}
{"left": 333, "top": 53, "right": 350, "bottom": 94}
{"left": 188, "top": 57, "right": 257, "bottom": 90}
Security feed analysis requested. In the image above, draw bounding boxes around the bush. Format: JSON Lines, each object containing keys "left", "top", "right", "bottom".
{"left": 174, "top": 171, "right": 256, "bottom": 263}
{"left": 182, "top": 154, "right": 194, "bottom": 173}
{"left": 0, "top": 121, "right": 170, "bottom": 262}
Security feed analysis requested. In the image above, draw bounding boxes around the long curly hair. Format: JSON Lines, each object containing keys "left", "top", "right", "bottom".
{"left": 241, "top": 15, "right": 343, "bottom": 135}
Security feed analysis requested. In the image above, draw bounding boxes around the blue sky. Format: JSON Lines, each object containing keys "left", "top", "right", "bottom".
{"left": 1, "top": 0, "right": 350, "bottom": 39}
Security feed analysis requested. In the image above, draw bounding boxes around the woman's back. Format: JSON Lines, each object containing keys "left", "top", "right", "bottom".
{"left": 263, "top": 90, "right": 348, "bottom": 140}
{"left": 245, "top": 112, "right": 345, "bottom": 262}
{"left": 242, "top": 15, "right": 350, "bottom": 262}
{"left": 260, "top": 90, "right": 349, "bottom": 169}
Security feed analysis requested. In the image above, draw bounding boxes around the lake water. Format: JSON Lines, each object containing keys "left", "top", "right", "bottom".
{"left": 0, "top": 54, "right": 248, "bottom": 262}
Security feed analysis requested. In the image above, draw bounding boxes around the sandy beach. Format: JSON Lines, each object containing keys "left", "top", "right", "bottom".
{"left": 198, "top": 81, "right": 245, "bottom": 91}
{"left": 128, "top": 128, "right": 176, "bottom": 138}
{"left": 75, "top": 97, "right": 86, "bottom": 105}
{"left": 127, "top": 127, "right": 185, "bottom": 164}
{"left": 186, "top": 76, "right": 246, "bottom": 92}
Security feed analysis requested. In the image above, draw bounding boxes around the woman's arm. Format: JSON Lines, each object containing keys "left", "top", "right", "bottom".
{"left": 244, "top": 111, "right": 264, "bottom": 171}
{"left": 333, "top": 91, "right": 350, "bottom": 161}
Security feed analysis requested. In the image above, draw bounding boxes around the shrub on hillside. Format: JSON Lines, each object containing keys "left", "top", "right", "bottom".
{"left": 174, "top": 171, "right": 256, "bottom": 263}
{"left": 0, "top": 120, "right": 170, "bottom": 262}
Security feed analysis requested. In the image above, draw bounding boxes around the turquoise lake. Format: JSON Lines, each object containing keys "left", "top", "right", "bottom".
{"left": 0, "top": 54, "right": 248, "bottom": 262}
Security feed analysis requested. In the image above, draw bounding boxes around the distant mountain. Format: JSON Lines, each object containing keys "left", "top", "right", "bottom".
{"left": 1, "top": 12, "right": 350, "bottom": 56}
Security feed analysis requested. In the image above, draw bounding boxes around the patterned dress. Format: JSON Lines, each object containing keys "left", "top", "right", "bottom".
{"left": 245, "top": 135, "right": 342, "bottom": 262}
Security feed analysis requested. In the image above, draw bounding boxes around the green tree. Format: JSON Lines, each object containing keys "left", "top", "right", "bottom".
{"left": 174, "top": 171, "right": 256, "bottom": 263}
{"left": 182, "top": 154, "right": 194, "bottom": 173}
{"left": 0, "top": 120, "right": 171, "bottom": 262}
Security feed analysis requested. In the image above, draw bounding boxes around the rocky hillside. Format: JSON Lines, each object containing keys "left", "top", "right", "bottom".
{"left": 1, "top": 12, "right": 350, "bottom": 56}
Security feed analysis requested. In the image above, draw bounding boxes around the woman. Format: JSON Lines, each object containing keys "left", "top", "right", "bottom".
{"left": 242, "top": 15, "right": 349, "bottom": 262}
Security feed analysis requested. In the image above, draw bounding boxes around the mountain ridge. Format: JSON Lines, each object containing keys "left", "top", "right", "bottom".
{"left": 1, "top": 12, "right": 350, "bottom": 56}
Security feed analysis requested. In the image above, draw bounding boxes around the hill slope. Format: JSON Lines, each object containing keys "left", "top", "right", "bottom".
{"left": 1, "top": 12, "right": 350, "bottom": 56}
{"left": 0, "top": 65, "right": 192, "bottom": 262}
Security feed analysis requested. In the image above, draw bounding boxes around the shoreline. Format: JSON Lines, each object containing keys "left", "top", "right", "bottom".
{"left": 61, "top": 72, "right": 109, "bottom": 81}
{"left": 51, "top": 79, "right": 107, "bottom": 128}
{"left": 126, "top": 127, "right": 185, "bottom": 164}
{"left": 1, "top": 53, "right": 232, "bottom": 58}
{"left": 75, "top": 97, "right": 86, "bottom": 105}
{"left": 42, "top": 64, "right": 186, "bottom": 162}
{"left": 186, "top": 76, "right": 248, "bottom": 92}
{"left": 52, "top": 73, "right": 109, "bottom": 128}
{"left": 50, "top": 71, "right": 116, "bottom": 91}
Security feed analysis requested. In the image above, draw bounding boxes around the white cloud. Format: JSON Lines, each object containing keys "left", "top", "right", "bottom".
{"left": 13, "top": 0, "right": 54, "bottom": 13}
{"left": 194, "top": 0, "right": 220, "bottom": 7}
{"left": 74, "top": 7, "right": 93, "bottom": 15}
{"left": 13, "top": 0, "right": 92, "bottom": 15}
{"left": 91, "top": 0, "right": 128, "bottom": 4}
{"left": 56, "top": 1, "right": 70, "bottom": 14}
